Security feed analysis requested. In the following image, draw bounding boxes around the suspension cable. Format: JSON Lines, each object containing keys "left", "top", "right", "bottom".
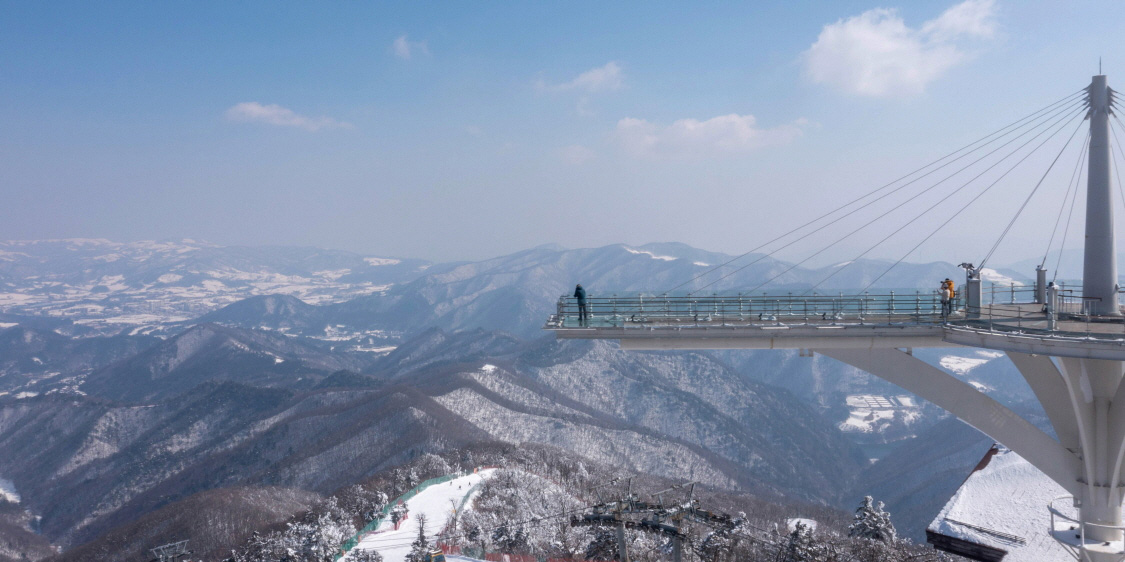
{"left": 749, "top": 103, "right": 1086, "bottom": 295}
{"left": 697, "top": 98, "right": 1088, "bottom": 295}
{"left": 840, "top": 110, "right": 1086, "bottom": 297}
{"left": 1041, "top": 132, "right": 1090, "bottom": 268}
{"left": 978, "top": 113, "right": 1090, "bottom": 269}
{"left": 1054, "top": 144, "right": 1086, "bottom": 283}
{"left": 661, "top": 89, "right": 1085, "bottom": 295}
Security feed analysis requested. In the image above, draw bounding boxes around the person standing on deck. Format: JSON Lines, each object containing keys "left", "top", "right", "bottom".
{"left": 940, "top": 279, "right": 952, "bottom": 318}
{"left": 574, "top": 284, "right": 588, "bottom": 326}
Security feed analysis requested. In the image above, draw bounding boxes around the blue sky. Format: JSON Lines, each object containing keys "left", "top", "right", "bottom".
{"left": 3, "top": 1, "right": 1125, "bottom": 266}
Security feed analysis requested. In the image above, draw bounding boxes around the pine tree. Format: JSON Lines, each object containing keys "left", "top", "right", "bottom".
{"left": 848, "top": 496, "right": 896, "bottom": 543}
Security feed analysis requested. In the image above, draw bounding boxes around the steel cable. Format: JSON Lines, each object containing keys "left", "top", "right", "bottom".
{"left": 661, "top": 89, "right": 1085, "bottom": 295}
{"left": 1041, "top": 132, "right": 1091, "bottom": 269}
{"left": 837, "top": 109, "right": 1087, "bottom": 298}
{"left": 701, "top": 98, "right": 1088, "bottom": 296}
{"left": 978, "top": 111, "right": 1091, "bottom": 269}
{"left": 750, "top": 103, "right": 1087, "bottom": 295}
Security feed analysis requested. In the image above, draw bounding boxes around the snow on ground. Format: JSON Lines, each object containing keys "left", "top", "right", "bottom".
{"left": 0, "top": 323, "right": 17, "bottom": 329}
{"left": 968, "top": 381, "right": 994, "bottom": 392}
{"left": 939, "top": 350, "right": 1005, "bottom": 376}
{"left": 979, "top": 268, "right": 1024, "bottom": 286}
{"left": 364, "top": 257, "right": 402, "bottom": 266}
{"left": 840, "top": 395, "right": 919, "bottom": 433}
{"left": 787, "top": 518, "right": 817, "bottom": 532}
{"left": 623, "top": 247, "right": 676, "bottom": 261}
{"left": 0, "top": 478, "right": 19, "bottom": 503}
{"left": 840, "top": 409, "right": 895, "bottom": 432}
{"left": 480, "top": 364, "right": 497, "bottom": 373}
{"left": 349, "top": 469, "right": 496, "bottom": 562}
{"left": 940, "top": 356, "right": 991, "bottom": 375}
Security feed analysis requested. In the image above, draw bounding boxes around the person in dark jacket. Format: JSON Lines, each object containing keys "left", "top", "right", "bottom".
{"left": 574, "top": 284, "right": 588, "bottom": 326}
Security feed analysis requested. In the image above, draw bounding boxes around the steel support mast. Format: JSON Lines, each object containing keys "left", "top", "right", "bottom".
{"left": 1084, "top": 74, "right": 1120, "bottom": 316}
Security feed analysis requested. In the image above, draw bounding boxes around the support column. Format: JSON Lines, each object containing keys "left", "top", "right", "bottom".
{"left": 1083, "top": 75, "right": 1120, "bottom": 316}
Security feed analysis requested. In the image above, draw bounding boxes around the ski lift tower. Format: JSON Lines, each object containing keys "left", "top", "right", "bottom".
{"left": 546, "top": 75, "right": 1125, "bottom": 562}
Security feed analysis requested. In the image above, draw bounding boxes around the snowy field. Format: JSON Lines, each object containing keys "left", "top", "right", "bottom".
{"left": 839, "top": 395, "right": 919, "bottom": 433}
{"left": 348, "top": 469, "right": 496, "bottom": 562}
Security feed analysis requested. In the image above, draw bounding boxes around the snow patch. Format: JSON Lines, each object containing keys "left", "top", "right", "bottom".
{"left": 788, "top": 518, "right": 817, "bottom": 532}
{"left": 979, "top": 268, "right": 1024, "bottom": 286}
{"left": 940, "top": 350, "right": 1002, "bottom": 375}
{"left": 480, "top": 364, "right": 497, "bottom": 373}
{"left": 623, "top": 247, "right": 677, "bottom": 261}
{"left": 0, "top": 478, "right": 20, "bottom": 503}
{"left": 364, "top": 257, "right": 401, "bottom": 266}
{"left": 0, "top": 323, "right": 17, "bottom": 329}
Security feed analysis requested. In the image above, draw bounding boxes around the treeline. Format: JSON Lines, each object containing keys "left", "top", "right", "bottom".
{"left": 222, "top": 443, "right": 961, "bottom": 562}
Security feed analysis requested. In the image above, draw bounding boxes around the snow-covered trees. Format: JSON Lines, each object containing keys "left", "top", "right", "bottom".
{"left": 227, "top": 496, "right": 357, "bottom": 562}
{"left": 349, "top": 548, "right": 384, "bottom": 562}
{"left": 406, "top": 513, "right": 430, "bottom": 562}
{"left": 848, "top": 496, "right": 896, "bottom": 543}
{"left": 491, "top": 521, "right": 529, "bottom": 554}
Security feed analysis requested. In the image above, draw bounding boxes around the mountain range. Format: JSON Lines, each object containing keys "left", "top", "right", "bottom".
{"left": 0, "top": 238, "right": 1045, "bottom": 558}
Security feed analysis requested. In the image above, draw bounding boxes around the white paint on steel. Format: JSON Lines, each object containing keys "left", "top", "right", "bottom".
{"left": 1006, "top": 352, "right": 1081, "bottom": 450}
{"left": 1084, "top": 75, "right": 1121, "bottom": 316}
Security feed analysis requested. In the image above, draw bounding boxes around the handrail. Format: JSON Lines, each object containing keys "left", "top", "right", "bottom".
{"left": 1048, "top": 495, "right": 1125, "bottom": 562}
{"left": 548, "top": 291, "right": 1125, "bottom": 342}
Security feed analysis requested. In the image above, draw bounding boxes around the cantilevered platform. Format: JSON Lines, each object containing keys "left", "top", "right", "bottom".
{"left": 546, "top": 294, "right": 1125, "bottom": 360}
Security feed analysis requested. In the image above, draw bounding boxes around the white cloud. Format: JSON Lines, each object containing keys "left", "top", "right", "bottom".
{"left": 804, "top": 0, "right": 996, "bottom": 97}
{"left": 613, "top": 114, "right": 806, "bottom": 157}
{"left": 537, "top": 62, "right": 623, "bottom": 93}
{"left": 224, "top": 102, "right": 352, "bottom": 132}
{"left": 393, "top": 34, "right": 429, "bottom": 60}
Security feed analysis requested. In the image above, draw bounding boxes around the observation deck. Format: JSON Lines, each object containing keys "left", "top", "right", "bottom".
{"left": 546, "top": 286, "right": 1125, "bottom": 360}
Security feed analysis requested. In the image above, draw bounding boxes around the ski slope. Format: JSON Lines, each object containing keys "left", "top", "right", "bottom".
{"left": 347, "top": 469, "right": 496, "bottom": 562}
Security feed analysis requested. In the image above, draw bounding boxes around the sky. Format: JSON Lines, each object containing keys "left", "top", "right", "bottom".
{"left": 4, "top": 1, "right": 1125, "bottom": 268}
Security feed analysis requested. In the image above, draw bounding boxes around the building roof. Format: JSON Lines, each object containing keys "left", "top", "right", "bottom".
{"left": 927, "top": 446, "right": 1073, "bottom": 562}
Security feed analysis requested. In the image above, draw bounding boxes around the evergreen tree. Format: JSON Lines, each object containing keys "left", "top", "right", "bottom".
{"left": 848, "top": 496, "right": 896, "bottom": 543}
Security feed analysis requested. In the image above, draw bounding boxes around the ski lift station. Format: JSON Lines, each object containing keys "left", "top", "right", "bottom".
{"left": 547, "top": 75, "right": 1125, "bottom": 562}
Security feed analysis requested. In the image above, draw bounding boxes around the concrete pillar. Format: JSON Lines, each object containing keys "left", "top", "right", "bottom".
{"left": 1036, "top": 266, "right": 1047, "bottom": 304}
{"left": 966, "top": 277, "right": 982, "bottom": 318}
{"left": 1083, "top": 75, "right": 1121, "bottom": 316}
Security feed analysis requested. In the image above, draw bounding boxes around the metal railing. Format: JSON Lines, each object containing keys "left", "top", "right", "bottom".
{"left": 549, "top": 292, "right": 956, "bottom": 329}
{"left": 1048, "top": 495, "right": 1125, "bottom": 562}
{"left": 547, "top": 286, "right": 1125, "bottom": 343}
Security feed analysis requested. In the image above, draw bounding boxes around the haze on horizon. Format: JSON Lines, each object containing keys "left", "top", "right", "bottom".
{"left": 3, "top": 0, "right": 1125, "bottom": 269}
